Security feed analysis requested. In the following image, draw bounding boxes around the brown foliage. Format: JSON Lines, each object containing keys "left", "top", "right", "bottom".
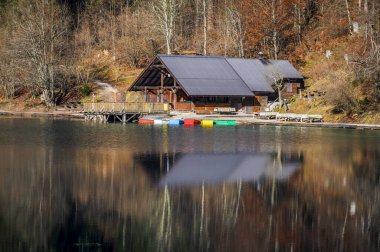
{"left": 0, "top": 0, "right": 379, "bottom": 109}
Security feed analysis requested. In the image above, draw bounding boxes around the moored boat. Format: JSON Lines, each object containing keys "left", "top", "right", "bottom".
{"left": 214, "top": 120, "right": 237, "bottom": 126}
{"left": 201, "top": 120, "right": 214, "bottom": 127}
{"left": 153, "top": 119, "right": 163, "bottom": 125}
{"left": 184, "top": 119, "right": 201, "bottom": 126}
{"left": 169, "top": 119, "right": 184, "bottom": 125}
{"left": 138, "top": 118, "right": 154, "bottom": 124}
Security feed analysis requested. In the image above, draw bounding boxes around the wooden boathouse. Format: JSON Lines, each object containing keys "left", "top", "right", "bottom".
{"left": 128, "top": 54, "right": 304, "bottom": 113}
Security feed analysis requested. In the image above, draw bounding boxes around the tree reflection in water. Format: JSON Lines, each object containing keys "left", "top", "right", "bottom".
{"left": 0, "top": 119, "right": 380, "bottom": 251}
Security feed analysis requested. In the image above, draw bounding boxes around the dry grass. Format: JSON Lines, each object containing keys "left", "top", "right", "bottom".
{"left": 290, "top": 99, "right": 348, "bottom": 123}
{"left": 360, "top": 112, "right": 380, "bottom": 124}
{"left": 294, "top": 36, "right": 380, "bottom": 123}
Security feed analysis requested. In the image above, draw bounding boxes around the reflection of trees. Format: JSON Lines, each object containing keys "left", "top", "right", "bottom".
{"left": 68, "top": 149, "right": 245, "bottom": 251}
{"left": 1, "top": 122, "right": 380, "bottom": 251}
{"left": 225, "top": 143, "right": 380, "bottom": 252}
{"left": 0, "top": 146, "right": 69, "bottom": 251}
{"left": 0, "top": 146, "right": 301, "bottom": 251}
{"left": 157, "top": 185, "right": 172, "bottom": 251}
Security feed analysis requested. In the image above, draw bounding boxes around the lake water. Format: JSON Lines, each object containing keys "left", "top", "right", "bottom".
{"left": 1, "top": 118, "right": 380, "bottom": 251}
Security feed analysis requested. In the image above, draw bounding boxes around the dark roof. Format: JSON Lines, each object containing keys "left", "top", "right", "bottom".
{"left": 159, "top": 55, "right": 253, "bottom": 97}
{"left": 159, "top": 153, "right": 301, "bottom": 187}
{"left": 226, "top": 58, "right": 304, "bottom": 93}
{"left": 129, "top": 54, "right": 303, "bottom": 97}
{"left": 267, "top": 60, "right": 304, "bottom": 79}
{"left": 226, "top": 58, "right": 274, "bottom": 92}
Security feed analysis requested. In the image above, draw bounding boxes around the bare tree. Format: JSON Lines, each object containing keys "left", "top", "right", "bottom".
{"left": 353, "top": 41, "right": 380, "bottom": 107}
{"left": 11, "top": 0, "right": 71, "bottom": 106}
{"left": 271, "top": 71, "right": 286, "bottom": 109}
{"left": 151, "top": 0, "right": 179, "bottom": 54}
{"left": 227, "top": 4, "right": 245, "bottom": 57}
{"left": 202, "top": 0, "right": 208, "bottom": 55}
{"left": 344, "top": 0, "right": 353, "bottom": 34}
{"left": 271, "top": 0, "right": 279, "bottom": 60}
{"left": 0, "top": 35, "right": 15, "bottom": 99}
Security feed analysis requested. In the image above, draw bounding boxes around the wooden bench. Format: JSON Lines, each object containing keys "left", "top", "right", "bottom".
{"left": 308, "top": 114, "right": 323, "bottom": 122}
{"left": 213, "top": 107, "right": 236, "bottom": 114}
{"left": 276, "top": 113, "right": 324, "bottom": 122}
{"left": 257, "top": 112, "right": 279, "bottom": 119}
{"left": 256, "top": 112, "right": 324, "bottom": 123}
{"left": 195, "top": 110, "right": 212, "bottom": 115}
{"left": 275, "top": 113, "right": 289, "bottom": 121}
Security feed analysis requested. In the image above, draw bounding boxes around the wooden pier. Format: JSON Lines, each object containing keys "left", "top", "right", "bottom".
{"left": 83, "top": 102, "right": 169, "bottom": 123}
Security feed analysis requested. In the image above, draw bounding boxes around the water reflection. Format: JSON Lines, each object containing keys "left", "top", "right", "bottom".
{"left": 159, "top": 153, "right": 302, "bottom": 186}
{"left": 0, "top": 118, "right": 380, "bottom": 251}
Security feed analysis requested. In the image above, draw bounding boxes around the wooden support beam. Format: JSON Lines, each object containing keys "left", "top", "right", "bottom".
{"left": 173, "top": 79, "right": 177, "bottom": 109}
{"left": 160, "top": 73, "right": 164, "bottom": 103}
{"left": 125, "top": 114, "right": 137, "bottom": 123}
{"left": 135, "top": 86, "right": 178, "bottom": 90}
{"left": 150, "top": 64, "right": 165, "bottom": 68}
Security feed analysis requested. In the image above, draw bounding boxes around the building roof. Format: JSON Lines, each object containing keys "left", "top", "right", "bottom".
{"left": 266, "top": 59, "right": 304, "bottom": 79}
{"left": 129, "top": 54, "right": 303, "bottom": 97}
{"left": 226, "top": 58, "right": 304, "bottom": 93}
{"left": 226, "top": 58, "right": 275, "bottom": 92}
{"left": 159, "top": 54, "right": 254, "bottom": 96}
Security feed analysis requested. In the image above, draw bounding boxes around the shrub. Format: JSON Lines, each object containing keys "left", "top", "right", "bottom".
{"left": 80, "top": 84, "right": 92, "bottom": 97}
{"left": 318, "top": 70, "right": 358, "bottom": 113}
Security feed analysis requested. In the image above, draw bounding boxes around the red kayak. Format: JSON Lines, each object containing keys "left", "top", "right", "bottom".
{"left": 184, "top": 119, "right": 201, "bottom": 126}
{"left": 138, "top": 118, "right": 154, "bottom": 125}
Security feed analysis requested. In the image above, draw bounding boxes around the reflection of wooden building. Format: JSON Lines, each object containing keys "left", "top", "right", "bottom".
{"left": 128, "top": 54, "right": 304, "bottom": 113}
{"left": 159, "top": 153, "right": 302, "bottom": 187}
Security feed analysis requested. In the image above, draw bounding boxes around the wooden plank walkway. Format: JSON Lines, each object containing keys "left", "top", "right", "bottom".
{"left": 82, "top": 102, "right": 169, "bottom": 122}
{"left": 247, "top": 120, "right": 380, "bottom": 130}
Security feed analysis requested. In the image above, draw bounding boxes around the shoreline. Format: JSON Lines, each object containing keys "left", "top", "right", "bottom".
{"left": 0, "top": 110, "right": 84, "bottom": 120}
{"left": 1, "top": 110, "right": 380, "bottom": 130}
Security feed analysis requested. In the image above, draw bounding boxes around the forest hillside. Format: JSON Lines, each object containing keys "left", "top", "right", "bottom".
{"left": 0, "top": 0, "right": 379, "bottom": 122}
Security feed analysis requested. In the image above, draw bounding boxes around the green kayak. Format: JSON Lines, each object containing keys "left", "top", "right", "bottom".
{"left": 214, "top": 120, "right": 237, "bottom": 126}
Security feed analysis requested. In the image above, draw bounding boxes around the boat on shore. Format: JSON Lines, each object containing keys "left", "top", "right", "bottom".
{"left": 169, "top": 119, "right": 184, "bottom": 125}
{"left": 153, "top": 119, "right": 164, "bottom": 125}
{"left": 184, "top": 119, "right": 201, "bottom": 126}
{"left": 214, "top": 120, "right": 237, "bottom": 126}
{"left": 201, "top": 120, "right": 214, "bottom": 127}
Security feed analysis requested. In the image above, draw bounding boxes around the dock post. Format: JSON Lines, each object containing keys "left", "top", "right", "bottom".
{"left": 122, "top": 114, "right": 126, "bottom": 123}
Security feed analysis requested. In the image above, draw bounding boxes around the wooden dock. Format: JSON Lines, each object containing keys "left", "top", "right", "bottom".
{"left": 82, "top": 102, "right": 169, "bottom": 122}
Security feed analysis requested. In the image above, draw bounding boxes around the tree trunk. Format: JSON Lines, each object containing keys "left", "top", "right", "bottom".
{"left": 344, "top": 0, "right": 353, "bottom": 34}
{"left": 202, "top": 0, "right": 207, "bottom": 55}
{"left": 272, "top": 0, "right": 278, "bottom": 60}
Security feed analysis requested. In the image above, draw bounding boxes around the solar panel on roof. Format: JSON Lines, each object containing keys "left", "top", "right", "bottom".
{"left": 268, "top": 60, "right": 304, "bottom": 79}
{"left": 158, "top": 54, "right": 254, "bottom": 97}
{"left": 226, "top": 58, "right": 303, "bottom": 93}
{"left": 226, "top": 58, "right": 274, "bottom": 92}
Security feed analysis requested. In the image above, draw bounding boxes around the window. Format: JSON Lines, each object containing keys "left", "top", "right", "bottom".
{"left": 286, "top": 83, "right": 293, "bottom": 93}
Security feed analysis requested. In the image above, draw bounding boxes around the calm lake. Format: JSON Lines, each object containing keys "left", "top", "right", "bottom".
{"left": 1, "top": 118, "right": 380, "bottom": 251}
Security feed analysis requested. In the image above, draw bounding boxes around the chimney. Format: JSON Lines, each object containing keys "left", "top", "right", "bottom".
{"left": 258, "top": 52, "right": 264, "bottom": 60}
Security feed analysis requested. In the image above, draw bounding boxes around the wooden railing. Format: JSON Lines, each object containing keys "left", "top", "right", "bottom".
{"left": 83, "top": 102, "right": 169, "bottom": 113}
